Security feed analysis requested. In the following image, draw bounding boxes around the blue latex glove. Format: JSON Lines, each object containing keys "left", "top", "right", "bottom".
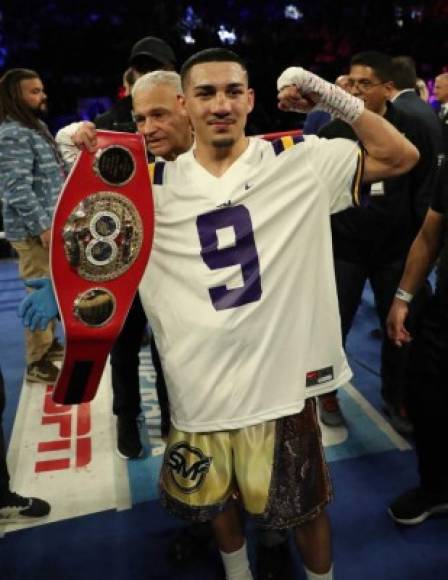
{"left": 17, "top": 278, "right": 59, "bottom": 331}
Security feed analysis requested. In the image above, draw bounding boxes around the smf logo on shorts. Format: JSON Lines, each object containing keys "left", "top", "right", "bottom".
{"left": 167, "top": 441, "right": 213, "bottom": 494}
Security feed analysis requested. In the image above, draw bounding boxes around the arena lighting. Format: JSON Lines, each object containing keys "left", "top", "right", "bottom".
{"left": 217, "top": 24, "right": 237, "bottom": 45}
{"left": 182, "top": 31, "right": 196, "bottom": 44}
{"left": 284, "top": 4, "right": 303, "bottom": 21}
{"left": 410, "top": 7, "right": 423, "bottom": 21}
{"left": 395, "top": 5, "right": 404, "bottom": 27}
{"left": 0, "top": 9, "right": 7, "bottom": 67}
{"left": 183, "top": 5, "right": 201, "bottom": 29}
{"left": 394, "top": 3, "right": 424, "bottom": 27}
{"left": 0, "top": 46, "right": 6, "bottom": 68}
{"left": 180, "top": 5, "right": 200, "bottom": 45}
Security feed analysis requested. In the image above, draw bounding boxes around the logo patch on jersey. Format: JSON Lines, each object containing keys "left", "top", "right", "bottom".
{"left": 167, "top": 442, "right": 212, "bottom": 494}
{"left": 370, "top": 181, "right": 385, "bottom": 196}
{"left": 306, "top": 366, "right": 334, "bottom": 387}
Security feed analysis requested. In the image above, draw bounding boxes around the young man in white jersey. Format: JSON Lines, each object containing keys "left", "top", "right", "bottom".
{"left": 69, "top": 70, "right": 297, "bottom": 577}
{"left": 19, "top": 49, "right": 418, "bottom": 580}
{"left": 138, "top": 49, "right": 418, "bottom": 580}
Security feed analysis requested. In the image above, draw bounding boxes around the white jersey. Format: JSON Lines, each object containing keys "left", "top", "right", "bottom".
{"left": 140, "top": 135, "right": 364, "bottom": 432}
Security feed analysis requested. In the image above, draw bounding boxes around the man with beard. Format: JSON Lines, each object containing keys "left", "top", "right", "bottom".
{"left": 0, "top": 68, "right": 66, "bottom": 384}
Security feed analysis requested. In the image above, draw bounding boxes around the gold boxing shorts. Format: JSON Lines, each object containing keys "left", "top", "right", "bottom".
{"left": 160, "top": 399, "right": 332, "bottom": 529}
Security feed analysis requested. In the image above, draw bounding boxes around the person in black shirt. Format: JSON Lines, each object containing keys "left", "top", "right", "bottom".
{"left": 95, "top": 37, "right": 176, "bottom": 459}
{"left": 388, "top": 56, "right": 443, "bottom": 206}
{"left": 434, "top": 73, "right": 448, "bottom": 156}
{"left": 387, "top": 159, "right": 448, "bottom": 524}
{"left": 95, "top": 36, "right": 176, "bottom": 133}
{"left": 318, "top": 52, "right": 435, "bottom": 433}
{"left": 0, "top": 366, "right": 51, "bottom": 522}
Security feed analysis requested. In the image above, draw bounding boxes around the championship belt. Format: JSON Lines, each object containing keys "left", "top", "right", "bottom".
{"left": 50, "top": 131, "right": 154, "bottom": 404}
{"left": 259, "top": 129, "right": 302, "bottom": 141}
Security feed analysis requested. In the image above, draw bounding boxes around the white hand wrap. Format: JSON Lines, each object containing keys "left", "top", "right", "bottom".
{"left": 277, "top": 67, "right": 364, "bottom": 125}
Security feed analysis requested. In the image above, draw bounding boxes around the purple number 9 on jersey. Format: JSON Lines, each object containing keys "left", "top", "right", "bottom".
{"left": 196, "top": 205, "right": 262, "bottom": 310}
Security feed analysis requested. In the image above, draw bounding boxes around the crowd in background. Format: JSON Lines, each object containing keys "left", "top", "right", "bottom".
{"left": 0, "top": 2, "right": 448, "bottom": 575}
{"left": 0, "top": 0, "right": 447, "bottom": 133}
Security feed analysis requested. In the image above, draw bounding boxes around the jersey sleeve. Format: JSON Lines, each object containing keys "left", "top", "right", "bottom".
{"left": 305, "top": 135, "right": 364, "bottom": 214}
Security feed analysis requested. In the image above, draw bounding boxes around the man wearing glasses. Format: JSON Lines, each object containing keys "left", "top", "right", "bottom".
{"left": 317, "top": 52, "right": 436, "bottom": 435}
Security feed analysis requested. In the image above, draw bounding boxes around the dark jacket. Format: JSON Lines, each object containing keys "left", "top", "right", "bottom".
{"left": 393, "top": 90, "right": 442, "bottom": 143}
{"left": 394, "top": 88, "right": 444, "bottom": 166}
{"left": 418, "top": 160, "right": 448, "bottom": 351}
{"left": 319, "top": 102, "right": 437, "bottom": 263}
{"left": 94, "top": 95, "right": 155, "bottom": 162}
{"left": 439, "top": 106, "right": 448, "bottom": 156}
{"left": 302, "top": 110, "right": 332, "bottom": 135}
{"left": 431, "top": 161, "right": 448, "bottom": 315}
{"left": 94, "top": 95, "right": 136, "bottom": 133}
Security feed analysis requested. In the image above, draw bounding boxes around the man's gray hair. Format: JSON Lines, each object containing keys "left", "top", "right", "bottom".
{"left": 132, "top": 70, "right": 183, "bottom": 97}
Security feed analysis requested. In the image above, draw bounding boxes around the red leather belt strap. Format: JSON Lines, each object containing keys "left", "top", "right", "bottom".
{"left": 50, "top": 131, "right": 154, "bottom": 404}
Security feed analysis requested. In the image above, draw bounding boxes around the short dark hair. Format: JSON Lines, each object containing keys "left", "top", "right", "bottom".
{"left": 180, "top": 48, "right": 248, "bottom": 89}
{"left": 390, "top": 56, "right": 417, "bottom": 90}
{"left": 0, "top": 68, "right": 42, "bottom": 130}
{"left": 350, "top": 51, "right": 393, "bottom": 82}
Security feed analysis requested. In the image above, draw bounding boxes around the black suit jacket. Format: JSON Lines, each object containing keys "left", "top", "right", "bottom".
{"left": 394, "top": 91, "right": 442, "bottom": 148}
{"left": 438, "top": 106, "right": 448, "bottom": 156}
{"left": 94, "top": 95, "right": 136, "bottom": 133}
{"left": 393, "top": 90, "right": 444, "bottom": 218}
{"left": 319, "top": 102, "right": 438, "bottom": 263}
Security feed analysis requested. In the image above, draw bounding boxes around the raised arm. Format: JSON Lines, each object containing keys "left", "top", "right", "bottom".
{"left": 351, "top": 109, "right": 419, "bottom": 182}
{"left": 277, "top": 67, "right": 419, "bottom": 182}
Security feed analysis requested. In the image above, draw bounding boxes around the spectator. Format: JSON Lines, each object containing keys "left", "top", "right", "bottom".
{"left": 58, "top": 38, "right": 177, "bottom": 460}
{"left": 95, "top": 36, "right": 176, "bottom": 133}
{"left": 388, "top": 56, "right": 443, "bottom": 241}
{"left": 122, "top": 67, "right": 137, "bottom": 97}
{"left": 389, "top": 57, "right": 442, "bottom": 146}
{"left": 434, "top": 72, "right": 448, "bottom": 154}
{"left": 318, "top": 52, "right": 434, "bottom": 432}
{"left": 99, "top": 37, "right": 176, "bottom": 459}
{"left": 0, "top": 68, "right": 66, "bottom": 384}
{"left": 387, "top": 159, "right": 448, "bottom": 525}
{"left": 0, "top": 365, "right": 51, "bottom": 522}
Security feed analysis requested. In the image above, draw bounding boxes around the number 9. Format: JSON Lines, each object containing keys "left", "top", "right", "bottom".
{"left": 196, "top": 205, "right": 262, "bottom": 311}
